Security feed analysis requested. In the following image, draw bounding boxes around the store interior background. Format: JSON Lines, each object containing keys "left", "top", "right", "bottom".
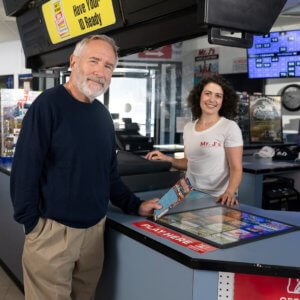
{"left": 1, "top": 2, "right": 300, "bottom": 299}
{"left": 1, "top": 0, "right": 300, "bottom": 146}
{"left": 0, "top": 1, "right": 300, "bottom": 154}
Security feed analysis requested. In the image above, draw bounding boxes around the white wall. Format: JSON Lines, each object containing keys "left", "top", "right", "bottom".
{"left": 0, "top": 40, "right": 31, "bottom": 88}
{"left": 179, "top": 27, "right": 300, "bottom": 133}
{"left": 181, "top": 35, "right": 247, "bottom": 100}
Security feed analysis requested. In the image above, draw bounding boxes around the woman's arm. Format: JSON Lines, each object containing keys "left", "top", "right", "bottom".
{"left": 217, "top": 146, "right": 243, "bottom": 206}
{"left": 145, "top": 150, "right": 188, "bottom": 170}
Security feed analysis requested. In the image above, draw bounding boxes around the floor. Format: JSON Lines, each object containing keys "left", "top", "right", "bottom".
{"left": 0, "top": 266, "right": 24, "bottom": 300}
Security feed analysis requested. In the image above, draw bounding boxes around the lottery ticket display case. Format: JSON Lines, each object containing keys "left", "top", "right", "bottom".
{"left": 0, "top": 89, "right": 40, "bottom": 160}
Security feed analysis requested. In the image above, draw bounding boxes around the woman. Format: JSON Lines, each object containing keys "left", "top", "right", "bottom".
{"left": 146, "top": 74, "right": 243, "bottom": 206}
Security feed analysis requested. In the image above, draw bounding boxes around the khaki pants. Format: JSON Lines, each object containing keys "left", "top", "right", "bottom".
{"left": 22, "top": 217, "right": 106, "bottom": 300}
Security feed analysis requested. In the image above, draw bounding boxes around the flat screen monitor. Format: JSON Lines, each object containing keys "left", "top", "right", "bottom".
{"left": 156, "top": 206, "right": 297, "bottom": 249}
{"left": 247, "top": 30, "right": 300, "bottom": 79}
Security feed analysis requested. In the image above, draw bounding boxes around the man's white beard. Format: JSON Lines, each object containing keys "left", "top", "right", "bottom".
{"left": 75, "top": 72, "right": 108, "bottom": 102}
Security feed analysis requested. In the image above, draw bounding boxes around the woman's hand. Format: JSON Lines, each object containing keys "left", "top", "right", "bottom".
{"left": 217, "top": 191, "right": 239, "bottom": 206}
{"left": 145, "top": 150, "right": 171, "bottom": 162}
{"left": 145, "top": 150, "right": 187, "bottom": 170}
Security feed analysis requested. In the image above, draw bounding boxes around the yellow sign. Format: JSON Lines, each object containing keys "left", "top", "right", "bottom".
{"left": 42, "top": 0, "right": 116, "bottom": 44}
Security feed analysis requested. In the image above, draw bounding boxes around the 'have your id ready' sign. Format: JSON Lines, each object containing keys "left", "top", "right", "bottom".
{"left": 42, "top": 0, "right": 116, "bottom": 44}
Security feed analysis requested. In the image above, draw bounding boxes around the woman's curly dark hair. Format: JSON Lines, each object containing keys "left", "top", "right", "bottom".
{"left": 187, "top": 74, "right": 238, "bottom": 120}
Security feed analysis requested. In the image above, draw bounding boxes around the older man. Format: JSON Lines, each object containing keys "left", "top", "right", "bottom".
{"left": 10, "top": 35, "right": 161, "bottom": 300}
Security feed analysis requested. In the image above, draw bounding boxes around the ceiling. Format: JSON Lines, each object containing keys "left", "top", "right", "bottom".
{"left": 0, "top": 0, "right": 300, "bottom": 43}
{"left": 0, "top": 0, "right": 19, "bottom": 42}
{"left": 274, "top": 0, "right": 300, "bottom": 27}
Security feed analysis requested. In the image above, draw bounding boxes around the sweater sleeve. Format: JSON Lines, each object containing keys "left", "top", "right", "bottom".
{"left": 10, "top": 97, "right": 52, "bottom": 234}
{"left": 109, "top": 141, "right": 142, "bottom": 214}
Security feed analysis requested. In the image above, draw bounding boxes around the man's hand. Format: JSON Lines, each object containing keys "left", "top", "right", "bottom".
{"left": 217, "top": 191, "right": 239, "bottom": 206}
{"left": 138, "top": 198, "right": 162, "bottom": 217}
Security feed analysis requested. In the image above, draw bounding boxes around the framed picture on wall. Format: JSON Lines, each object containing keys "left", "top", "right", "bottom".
{"left": 18, "top": 74, "right": 33, "bottom": 90}
{"left": 0, "top": 75, "right": 14, "bottom": 89}
{"left": 194, "top": 47, "right": 219, "bottom": 85}
{"left": 249, "top": 95, "right": 283, "bottom": 143}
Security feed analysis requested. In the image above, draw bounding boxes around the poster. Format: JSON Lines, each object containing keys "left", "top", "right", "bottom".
{"left": 0, "top": 75, "right": 14, "bottom": 89}
{"left": 234, "top": 273, "right": 300, "bottom": 300}
{"left": 0, "top": 89, "right": 41, "bottom": 158}
{"left": 194, "top": 47, "right": 219, "bottom": 85}
{"left": 218, "top": 272, "right": 300, "bottom": 299}
{"left": 232, "top": 57, "right": 247, "bottom": 73}
{"left": 249, "top": 95, "right": 283, "bottom": 143}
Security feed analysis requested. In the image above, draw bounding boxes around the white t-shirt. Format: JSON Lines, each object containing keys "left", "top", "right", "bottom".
{"left": 183, "top": 117, "right": 243, "bottom": 197}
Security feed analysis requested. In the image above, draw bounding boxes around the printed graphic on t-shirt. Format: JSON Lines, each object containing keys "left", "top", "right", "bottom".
{"left": 199, "top": 140, "right": 222, "bottom": 147}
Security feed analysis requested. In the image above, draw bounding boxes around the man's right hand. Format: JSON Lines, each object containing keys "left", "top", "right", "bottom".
{"left": 138, "top": 198, "right": 162, "bottom": 217}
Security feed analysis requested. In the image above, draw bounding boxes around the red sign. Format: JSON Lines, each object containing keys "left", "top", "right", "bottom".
{"left": 197, "top": 47, "right": 217, "bottom": 57}
{"left": 234, "top": 273, "right": 300, "bottom": 299}
{"left": 138, "top": 45, "right": 172, "bottom": 59}
{"left": 132, "top": 221, "right": 216, "bottom": 254}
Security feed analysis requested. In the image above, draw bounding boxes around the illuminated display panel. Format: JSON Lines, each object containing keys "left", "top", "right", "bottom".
{"left": 247, "top": 30, "right": 300, "bottom": 79}
{"left": 157, "top": 206, "right": 297, "bottom": 248}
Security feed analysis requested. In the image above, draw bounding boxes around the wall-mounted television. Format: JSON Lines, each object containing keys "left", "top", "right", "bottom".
{"left": 247, "top": 30, "right": 300, "bottom": 79}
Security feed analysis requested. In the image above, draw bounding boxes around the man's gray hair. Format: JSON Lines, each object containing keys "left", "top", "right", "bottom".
{"left": 73, "top": 34, "right": 119, "bottom": 65}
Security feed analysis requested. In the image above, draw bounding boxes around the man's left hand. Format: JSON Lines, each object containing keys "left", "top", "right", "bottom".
{"left": 138, "top": 198, "right": 162, "bottom": 217}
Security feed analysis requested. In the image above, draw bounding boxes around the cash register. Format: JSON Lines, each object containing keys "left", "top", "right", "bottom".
{"left": 115, "top": 118, "right": 154, "bottom": 152}
{"left": 115, "top": 118, "right": 181, "bottom": 192}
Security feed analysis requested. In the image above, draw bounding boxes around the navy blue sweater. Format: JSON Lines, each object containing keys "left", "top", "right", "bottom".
{"left": 10, "top": 85, "right": 141, "bottom": 234}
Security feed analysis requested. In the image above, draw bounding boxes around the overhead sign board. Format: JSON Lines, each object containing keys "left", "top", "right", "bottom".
{"left": 138, "top": 45, "right": 172, "bottom": 59}
{"left": 42, "top": 0, "right": 117, "bottom": 44}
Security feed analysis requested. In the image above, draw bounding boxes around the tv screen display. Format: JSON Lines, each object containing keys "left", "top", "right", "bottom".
{"left": 156, "top": 206, "right": 297, "bottom": 249}
{"left": 247, "top": 30, "right": 300, "bottom": 79}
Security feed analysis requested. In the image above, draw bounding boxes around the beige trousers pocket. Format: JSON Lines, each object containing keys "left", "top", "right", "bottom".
{"left": 22, "top": 217, "right": 106, "bottom": 300}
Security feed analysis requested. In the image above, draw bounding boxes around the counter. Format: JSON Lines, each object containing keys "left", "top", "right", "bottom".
{"left": 1, "top": 162, "right": 300, "bottom": 299}
{"left": 0, "top": 162, "right": 11, "bottom": 175}
{"left": 95, "top": 190, "right": 300, "bottom": 300}
{"left": 239, "top": 156, "right": 300, "bottom": 207}
{"left": 242, "top": 156, "right": 300, "bottom": 174}
{"left": 0, "top": 167, "right": 24, "bottom": 291}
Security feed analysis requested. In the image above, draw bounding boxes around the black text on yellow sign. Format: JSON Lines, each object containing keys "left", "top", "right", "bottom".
{"left": 73, "top": 0, "right": 102, "bottom": 30}
{"left": 42, "top": 0, "right": 116, "bottom": 44}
